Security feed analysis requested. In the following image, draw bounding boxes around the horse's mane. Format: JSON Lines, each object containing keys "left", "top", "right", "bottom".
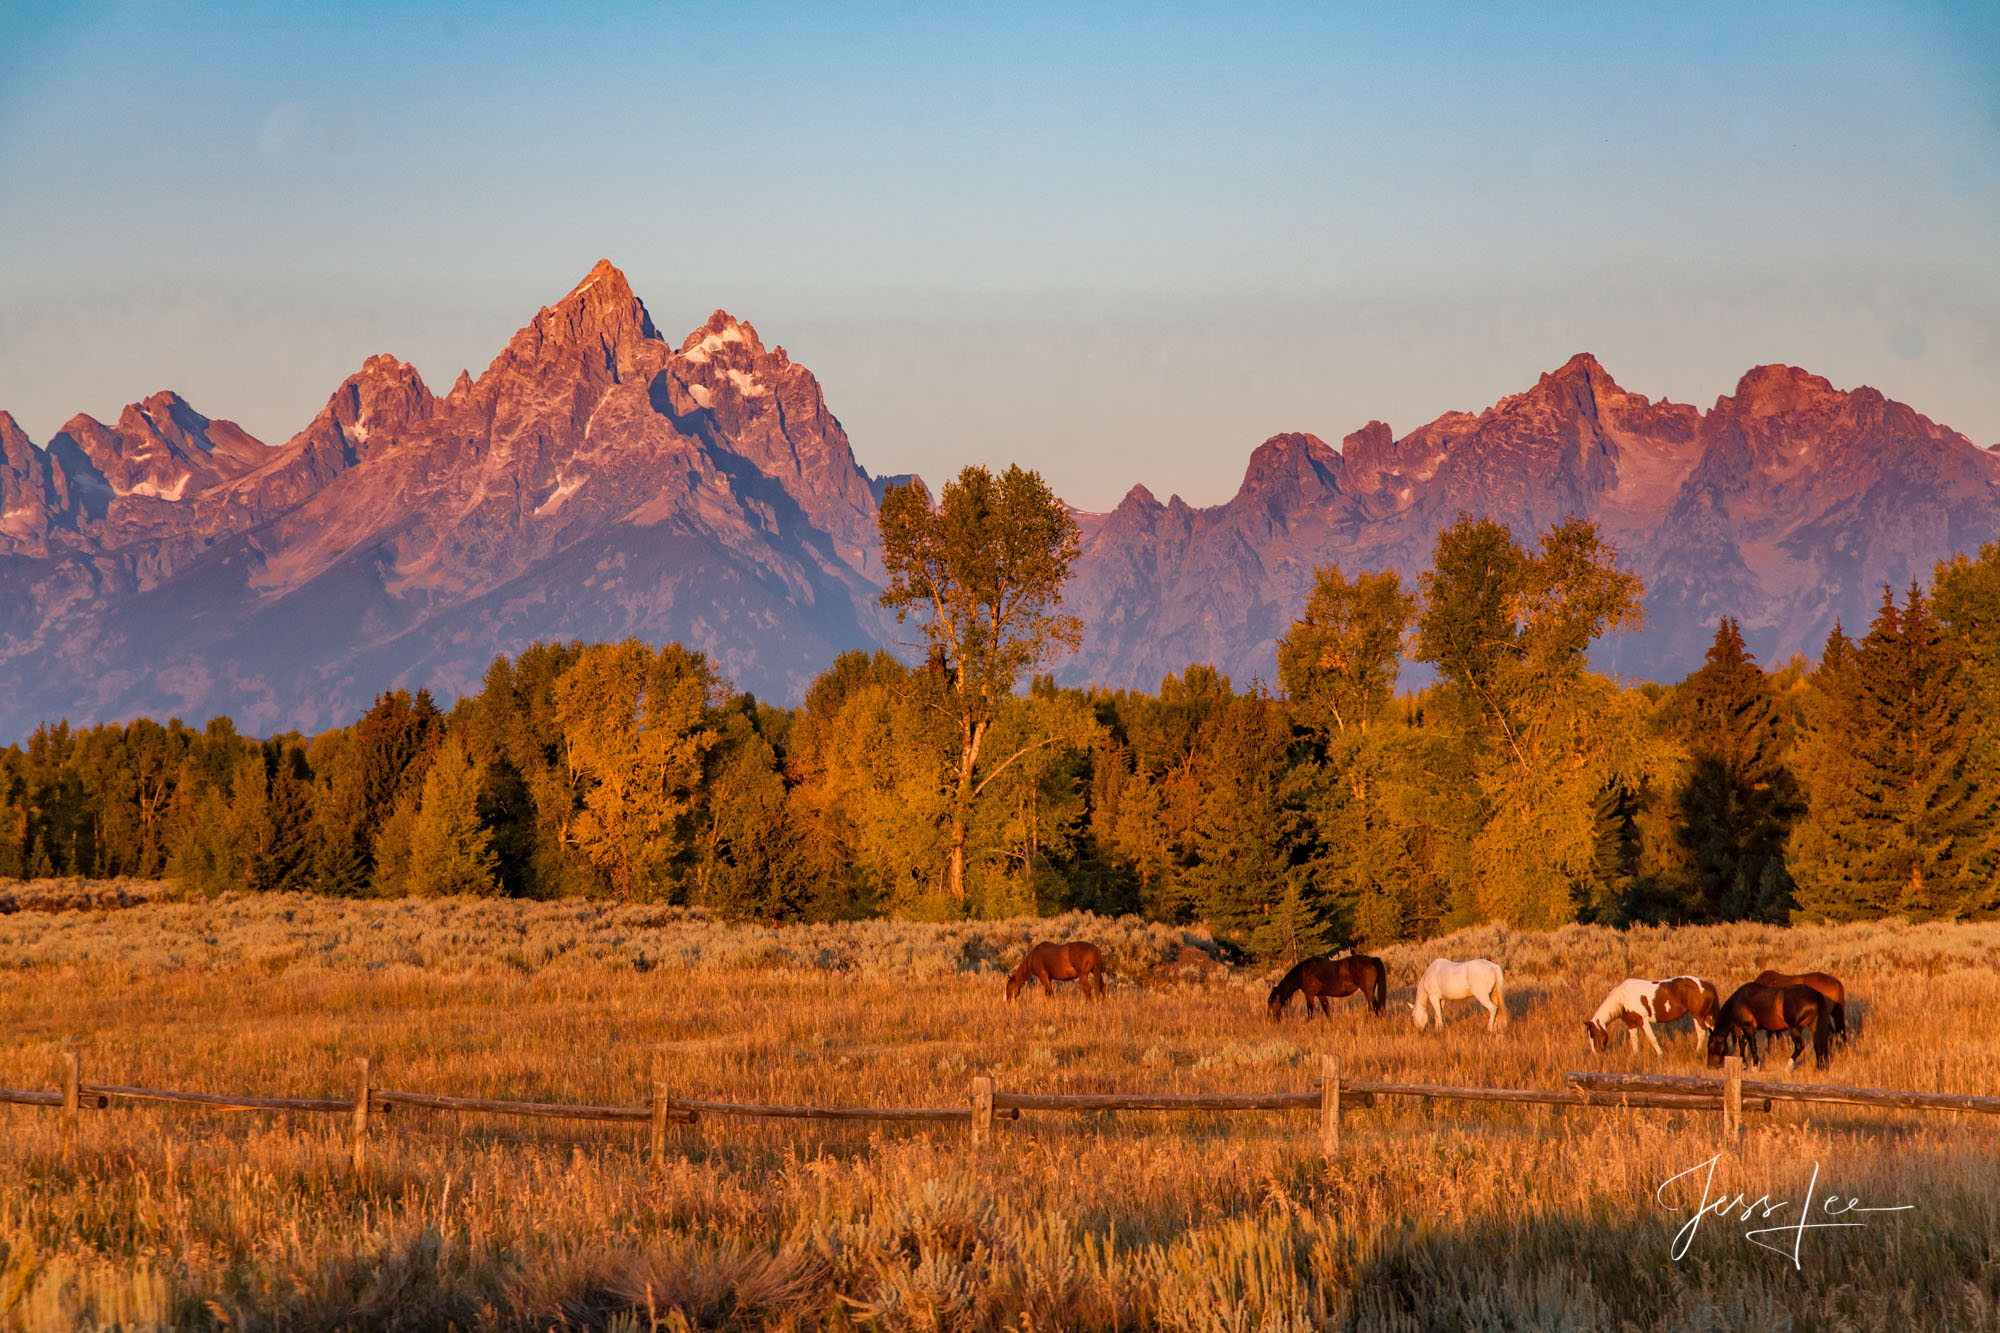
{"left": 1270, "top": 958, "right": 1312, "bottom": 1000}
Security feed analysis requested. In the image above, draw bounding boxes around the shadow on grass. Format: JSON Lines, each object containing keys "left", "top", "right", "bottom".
{"left": 1342, "top": 1175, "right": 1981, "bottom": 1333}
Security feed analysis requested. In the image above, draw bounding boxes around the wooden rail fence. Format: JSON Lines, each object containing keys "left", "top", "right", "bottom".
{"left": 7, "top": 1052, "right": 1993, "bottom": 1168}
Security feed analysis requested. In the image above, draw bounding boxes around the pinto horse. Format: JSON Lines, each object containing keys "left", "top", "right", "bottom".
{"left": 1753, "top": 970, "right": 1848, "bottom": 1044}
{"left": 1267, "top": 954, "right": 1387, "bottom": 1019}
{"left": 1006, "top": 941, "right": 1107, "bottom": 1001}
{"left": 1411, "top": 958, "right": 1506, "bottom": 1032}
{"left": 1707, "top": 982, "right": 1833, "bottom": 1070}
{"left": 1584, "top": 975, "right": 1721, "bottom": 1055}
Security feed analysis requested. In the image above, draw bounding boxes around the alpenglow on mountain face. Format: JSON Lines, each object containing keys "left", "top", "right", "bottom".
{"left": 3, "top": 261, "right": 1996, "bottom": 740}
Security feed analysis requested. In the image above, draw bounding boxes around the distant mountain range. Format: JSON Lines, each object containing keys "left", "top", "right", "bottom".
{"left": 4, "top": 260, "right": 1995, "bottom": 740}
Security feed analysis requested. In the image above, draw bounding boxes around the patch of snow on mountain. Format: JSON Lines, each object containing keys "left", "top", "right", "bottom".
{"left": 534, "top": 475, "right": 582, "bottom": 516}
{"left": 127, "top": 475, "right": 192, "bottom": 501}
{"left": 681, "top": 326, "right": 748, "bottom": 365}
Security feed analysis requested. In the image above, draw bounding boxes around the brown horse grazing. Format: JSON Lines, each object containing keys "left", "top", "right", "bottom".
{"left": 1267, "top": 955, "right": 1388, "bottom": 1019}
{"left": 1753, "top": 970, "right": 1848, "bottom": 1044}
{"left": 1707, "top": 983, "right": 1834, "bottom": 1070}
{"left": 1006, "top": 941, "right": 1106, "bottom": 1001}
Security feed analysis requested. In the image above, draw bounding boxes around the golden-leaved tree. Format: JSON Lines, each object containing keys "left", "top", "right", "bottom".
{"left": 1412, "top": 515, "right": 1676, "bottom": 928}
{"left": 877, "top": 464, "right": 1082, "bottom": 909}
{"left": 552, "top": 640, "right": 721, "bottom": 898}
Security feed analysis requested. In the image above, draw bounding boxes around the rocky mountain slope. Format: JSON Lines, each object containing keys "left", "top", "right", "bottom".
{"left": 3, "top": 261, "right": 1994, "bottom": 739}
{"left": 1058, "top": 353, "right": 2000, "bottom": 691}
{"left": 0, "top": 262, "right": 891, "bottom": 736}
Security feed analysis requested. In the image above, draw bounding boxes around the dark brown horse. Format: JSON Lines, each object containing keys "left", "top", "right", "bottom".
{"left": 1707, "top": 983, "right": 1834, "bottom": 1070}
{"left": 1753, "top": 969, "right": 1848, "bottom": 1044}
{"left": 1007, "top": 941, "right": 1106, "bottom": 1001}
{"left": 1267, "top": 954, "right": 1387, "bottom": 1019}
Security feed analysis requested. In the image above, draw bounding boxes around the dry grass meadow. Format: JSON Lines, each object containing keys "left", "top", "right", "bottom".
{"left": 3, "top": 886, "right": 2000, "bottom": 1331}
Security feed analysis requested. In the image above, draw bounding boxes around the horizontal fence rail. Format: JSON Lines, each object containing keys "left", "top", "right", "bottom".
{"left": 666, "top": 1095, "right": 1018, "bottom": 1123}
{"left": 991, "top": 1089, "right": 1352, "bottom": 1112}
{"left": 83, "top": 1083, "right": 387, "bottom": 1115}
{"left": 2, "top": 1087, "right": 108, "bottom": 1110}
{"left": 374, "top": 1089, "right": 676, "bottom": 1123}
{"left": 1567, "top": 1071, "right": 2000, "bottom": 1116}
{"left": 7, "top": 1050, "right": 1993, "bottom": 1173}
{"left": 1342, "top": 1079, "right": 1768, "bottom": 1113}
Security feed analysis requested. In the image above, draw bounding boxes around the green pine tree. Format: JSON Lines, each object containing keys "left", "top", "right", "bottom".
{"left": 1791, "top": 586, "right": 2000, "bottom": 920}
{"left": 1185, "top": 695, "right": 1329, "bottom": 964}
{"left": 406, "top": 736, "right": 500, "bottom": 897}
{"left": 1669, "top": 618, "right": 1801, "bottom": 922}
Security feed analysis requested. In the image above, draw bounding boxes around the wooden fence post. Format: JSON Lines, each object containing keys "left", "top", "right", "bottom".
{"left": 350, "top": 1057, "right": 370, "bottom": 1175}
{"left": 1723, "top": 1056, "right": 1743, "bottom": 1145}
{"left": 1321, "top": 1054, "right": 1341, "bottom": 1159}
{"left": 971, "top": 1076, "right": 994, "bottom": 1153}
{"left": 61, "top": 1051, "right": 80, "bottom": 1161}
{"left": 651, "top": 1055, "right": 670, "bottom": 1172}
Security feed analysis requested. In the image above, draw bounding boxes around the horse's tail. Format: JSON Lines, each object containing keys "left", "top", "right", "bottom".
{"left": 1832, "top": 999, "right": 1848, "bottom": 1041}
{"left": 1370, "top": 960, "right": 1387, "bottom": 1015}
{"left": 1492, "top": 966, "right": 1508, "bottom": 1029}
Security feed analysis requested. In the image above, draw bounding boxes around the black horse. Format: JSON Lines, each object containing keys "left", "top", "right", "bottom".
{"left": 1706, "top": 983, "right": 1834, "bottom": 1071}
{"left": 1267, "top": 954, "right": 1387, "bottom": 1019}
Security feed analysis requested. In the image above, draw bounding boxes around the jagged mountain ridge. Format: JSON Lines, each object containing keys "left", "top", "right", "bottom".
{"left": 1057, "top": 353, "right": 2000, "bottom": 692}
{"left": 0, "top": 261, "right": 892, "bottom": 736}
{"left": 2, "top": 261, "right": 1995, "bottom": 740}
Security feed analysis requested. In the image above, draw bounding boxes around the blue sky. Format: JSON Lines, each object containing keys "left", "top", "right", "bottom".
{"left": 2, "top": 1, "right": 1996, "bottom": 509}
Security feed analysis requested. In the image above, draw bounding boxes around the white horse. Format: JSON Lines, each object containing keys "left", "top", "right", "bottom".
{"left": 1411, "top": 957, "right": 1507, "bottom": 1032}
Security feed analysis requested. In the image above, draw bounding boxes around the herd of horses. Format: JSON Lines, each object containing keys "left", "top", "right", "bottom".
{"left": 1006, "top": 941, "right": 1852, "bottom": 1070}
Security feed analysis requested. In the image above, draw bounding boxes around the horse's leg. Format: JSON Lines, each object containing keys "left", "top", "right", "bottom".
{"left": 1643, "top": 1018, "right": 1663, "bottom": 1057}
{"left": 1483, "top": 988, "right": 1499, "bottom": 1033}
{"left": 1041, "top": 971, "right": 1054, "bottom": 997}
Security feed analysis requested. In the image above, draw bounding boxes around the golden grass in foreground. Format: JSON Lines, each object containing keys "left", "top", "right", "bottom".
{"left": 2, "top": 898, "right": 1998, "bottom": 1330}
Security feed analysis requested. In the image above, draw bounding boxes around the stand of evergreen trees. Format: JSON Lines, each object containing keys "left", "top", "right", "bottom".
{"left": 8, "top": 520, "right": 2000, "bottom": 960}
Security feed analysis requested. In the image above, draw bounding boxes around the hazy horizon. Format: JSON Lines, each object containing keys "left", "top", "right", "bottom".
{"left": 4, "top": 1, "right": 1997, "bottom": 511}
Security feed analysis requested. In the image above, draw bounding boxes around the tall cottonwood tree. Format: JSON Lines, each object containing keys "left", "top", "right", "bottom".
{"left": 1277, "top": 566, "right": 1416, "bottom": 738}
{"left": 1278, "top": 565, "right": 1424, "bottom": 944}
{"left": 877, "top": 464, "right": 1082, "bottom": 907}
{"left": 1411, "top": 515, "right": 1665, "bottom": 926}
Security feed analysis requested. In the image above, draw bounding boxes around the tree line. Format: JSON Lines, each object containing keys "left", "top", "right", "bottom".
{"left": 5, "top": 464, "right": 1999, "bottom": 960}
